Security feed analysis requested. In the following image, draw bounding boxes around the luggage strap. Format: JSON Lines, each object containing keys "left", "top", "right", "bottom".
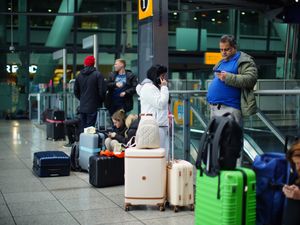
{"left": 236, "top": 168, "right": 248, "bottom": 225}
{"left": 46, "top": 118, "right": 64, "bottom": 123}
{"left": 196, "top": 118, "right": 216, "bottom": 174}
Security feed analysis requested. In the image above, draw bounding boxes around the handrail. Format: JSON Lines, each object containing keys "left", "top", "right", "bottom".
{"left": 169, "top": 89, "right": 300, "bottom": 95}
{"left": 170, "top": 88, "right": 300, "bottom": 161}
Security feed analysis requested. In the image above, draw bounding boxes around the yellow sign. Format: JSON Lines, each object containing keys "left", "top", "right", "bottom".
{"left": 138, "top": 0, "right": 153, "bottom": 20}
{"left": 173, "top": 100, "right": 193, "bottom": 125}
{"left": 204, "top": 52, "right": 222, "bottom": 65}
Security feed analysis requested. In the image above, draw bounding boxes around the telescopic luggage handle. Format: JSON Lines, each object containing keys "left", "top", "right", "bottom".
{"left": 168, "top": 114, "right": 175, "bottom": 162}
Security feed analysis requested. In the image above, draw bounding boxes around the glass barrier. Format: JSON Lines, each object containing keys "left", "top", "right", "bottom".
{"left": 169, "top": 88, "right": 300, "bottom": 165}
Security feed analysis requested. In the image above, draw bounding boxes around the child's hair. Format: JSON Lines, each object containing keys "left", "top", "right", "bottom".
{"left": 111, "top": 109, "right": 126, "bottom": 127}
{"left": 287, "top": 139, "right": 300, "bottom": 185}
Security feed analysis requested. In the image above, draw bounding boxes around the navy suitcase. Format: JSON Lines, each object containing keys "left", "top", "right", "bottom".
{"left": 33, "top": 151, "right": 70, "bottom": 177}
{"left": 89, "top": 155, "right": 124, "bottom": 187}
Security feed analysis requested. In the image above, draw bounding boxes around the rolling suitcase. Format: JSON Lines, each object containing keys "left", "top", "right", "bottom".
{"left": 46, "top": 122, "right": 65, "bottom": 141}
{"left": 46, "top": 110, "right": 65, "bottom": 141}
{"left": 89, "top": 155, "right": 124, "bottom": 187}
{"left": 125, "top": 147, "right": 166, "bottom": 211}
{"left": 195, "top": 167, "right": 256, "bottom": 225}
{"left": 33, "top": 151, "right": 70, "bottom": 177}
{"left": 167, "top": 115, "right": 194, "bottom": 212}
{"left": 79, "top": 132, "right": 104, "bottom": 171}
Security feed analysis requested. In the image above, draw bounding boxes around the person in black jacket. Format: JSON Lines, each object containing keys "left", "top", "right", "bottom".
{"left": 105, "top": 109, "right": 127, "bottom": 151}
{"left": 63, "top": 106, "right": 81, "bottom": 148}
{"left": 105, "top": 59, "right": 137, "bottom": 116}
{"left": 74, "top": 55, "right": 106, "bottom": 133}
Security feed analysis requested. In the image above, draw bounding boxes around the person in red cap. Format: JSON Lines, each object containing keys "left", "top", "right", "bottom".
{"left": 74, "top": 55, "right": 107, "bottom": 133}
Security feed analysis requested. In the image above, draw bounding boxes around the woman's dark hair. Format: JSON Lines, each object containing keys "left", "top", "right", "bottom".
{"left": 146, "top": 64, "right": 167, "bottom": 87}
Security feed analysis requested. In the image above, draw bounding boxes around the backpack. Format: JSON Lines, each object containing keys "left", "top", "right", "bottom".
{"left": 70, "top": 142, "right": 81, "bottom": 171}
{"left": 253, "top": 135, "right": 299, "bottom": 225}
{"left": 196, "top": 113, "right": 243, "bottom": 176}
{"left": 135, "top": 114, "right": 160, "bottom": 149}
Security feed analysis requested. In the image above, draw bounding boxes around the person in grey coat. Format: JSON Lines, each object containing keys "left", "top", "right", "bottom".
{"left": 207, "top": 34, "right": 257, "bottom": 126}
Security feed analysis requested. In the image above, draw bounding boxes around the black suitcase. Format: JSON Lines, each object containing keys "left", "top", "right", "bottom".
{"left": 46, "top": 122, "right": 65, "bottom": 141}
{"left": 33, "top": 151, "right": 70, "bottom": 177}
{"left": 89, "top": 155, "right": 124, "bottom": 187}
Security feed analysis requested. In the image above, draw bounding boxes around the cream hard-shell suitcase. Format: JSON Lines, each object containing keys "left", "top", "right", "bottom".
{"left": 167, "top": 160, "right": 194, "bottom": 212}
{"left": 167, "top": 115, "right": 194, "bottom": 212}
{"left": 124, "top": 147, "right": 166, "bottom": 211}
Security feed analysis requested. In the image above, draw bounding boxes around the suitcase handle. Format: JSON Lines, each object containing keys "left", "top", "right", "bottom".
{"left": 168, "top": 114, "right": 175, "bottom": 162}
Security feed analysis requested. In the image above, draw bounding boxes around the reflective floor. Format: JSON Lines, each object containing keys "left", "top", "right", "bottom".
{"left": 0, "top": 120, "right": 194, "bottom": 225}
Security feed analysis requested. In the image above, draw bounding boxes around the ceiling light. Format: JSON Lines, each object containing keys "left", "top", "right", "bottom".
{"left": 48, "top": 9, "right": 52, "bottom": 12}
{"left": 201, "top": 14, "right": 207, "bottom": 17}
{"left": 241, "top": 12, "right": 246, "bottom": 15}
{"left": 211, "top": 18, "right": 215, "bottom": 22}
{"left": 194, "top": 17, "right": 197, "bottom": 20}
{"left": 8, "top": 7, "right": 11, "bottom": 11}
{"left": 173, "top": 12, "right": 177, "bottom": 16}
{"left": 296, "top": 0, "right": 299, "bottom": 2}
{"left": 217, "top": 21, "right": 222, "bottom": 24}
{"left": 217, "top": 10, "right": 221, "bottom": 13}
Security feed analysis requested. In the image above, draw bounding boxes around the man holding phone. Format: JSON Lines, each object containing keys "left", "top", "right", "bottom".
{"left": 207, "top": 34, "right": 258, "bottom": 125}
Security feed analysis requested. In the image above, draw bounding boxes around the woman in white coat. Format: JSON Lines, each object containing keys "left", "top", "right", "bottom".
{"left": 136, "top": 65, "right": 169, "bottom": 153}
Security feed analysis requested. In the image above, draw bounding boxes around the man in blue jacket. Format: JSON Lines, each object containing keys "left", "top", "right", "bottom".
{"left": 207, "top": 34, "right": 258, "bottom": 125}
{"left": 74, "top": 56, "right": 106, "bottom": 132}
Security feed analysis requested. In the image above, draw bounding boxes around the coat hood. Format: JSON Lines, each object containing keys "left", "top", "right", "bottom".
{"left": 136, "top": 78, "right": 153, "bottom": 96}
{"left": 81, "top": 66, "right": 96, "bottom": 76}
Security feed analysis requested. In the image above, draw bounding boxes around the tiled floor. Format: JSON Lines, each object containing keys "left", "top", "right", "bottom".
{"left": 0, "top": 120, "right": 194, "bottom": 225}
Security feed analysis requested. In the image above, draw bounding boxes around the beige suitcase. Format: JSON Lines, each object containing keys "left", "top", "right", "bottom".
{"left": 167, "top": 160, "right": 194, "bottom": 212}
{"left": 124, "top": 147, "right": 166, "bottom": 211}
{"left": 167, "top": 115, "right": 194, "bottom": 212}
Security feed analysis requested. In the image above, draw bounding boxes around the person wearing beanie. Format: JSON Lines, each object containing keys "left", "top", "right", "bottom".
{"left": 84, "top": 55, "right": 95, "bottom": 67}
{"left": 105, "top": 58, "right": 137, "bottom": 116}
{"left": 74, "top": 55, "right": 107, "bottom": 133}
{"left": 136, "top": 64, "right": 169, "bottom": 154}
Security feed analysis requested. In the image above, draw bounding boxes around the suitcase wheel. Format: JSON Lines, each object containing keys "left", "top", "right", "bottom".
{"left": 124, "top": 203, "right": 130, "bottom": 212}
{"left": 189, "top": 204, "right": 194, "bottom": 211}
{"left": 159, "top": 203, "right": 165, "bottom": 211}
{"left": 173, "top": 206, "right": 178, "bottom": 213}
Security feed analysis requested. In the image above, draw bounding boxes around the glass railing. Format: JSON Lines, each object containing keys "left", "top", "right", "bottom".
{"left": 28, "top": 83, "right": 300, "bottom": 166}
{"left": 169, "top": 88, "right": 300, "bottom": 165}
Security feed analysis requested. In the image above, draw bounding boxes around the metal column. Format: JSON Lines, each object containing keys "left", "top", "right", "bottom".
{"left": 183, "top": 94, "right": 191, "bottom": 162}
{"left": 138, "top": 0, "right": 168, "bottom": 81}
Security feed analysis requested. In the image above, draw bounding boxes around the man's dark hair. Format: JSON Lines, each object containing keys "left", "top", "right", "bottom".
{"left": 220, "top": 34, "right": 237, "bottom": 49}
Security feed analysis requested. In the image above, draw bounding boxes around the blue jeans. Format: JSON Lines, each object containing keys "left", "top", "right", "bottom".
{"left": 80, "top": 112, "right": 97, "bottom": 133}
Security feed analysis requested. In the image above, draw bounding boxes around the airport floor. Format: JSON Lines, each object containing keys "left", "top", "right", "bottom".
{"left": 0, "top": 120, "right": 194, "bottom": 225}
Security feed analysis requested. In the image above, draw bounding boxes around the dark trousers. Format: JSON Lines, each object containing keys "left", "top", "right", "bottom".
{"left": 65, "top": 118, "right": 80, "bottom": 144}
{"left": 80, "top": 112, "right": 97, "bottom": 133}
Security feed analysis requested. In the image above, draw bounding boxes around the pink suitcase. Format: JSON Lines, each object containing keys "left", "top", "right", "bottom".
{"left": 124, "top": 147, "right": 166, "bottom": 211}
{"left": 167, "top": 115, "right": 194, "bottom": 212}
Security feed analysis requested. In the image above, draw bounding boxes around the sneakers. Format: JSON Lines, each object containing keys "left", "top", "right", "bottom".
{"left": 63, "top": 143, "right": 73, "bottom": 148}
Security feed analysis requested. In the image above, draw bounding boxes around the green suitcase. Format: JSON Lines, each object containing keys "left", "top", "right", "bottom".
{"left": 195, "top": 167, "right": 256, "bottom": 225}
